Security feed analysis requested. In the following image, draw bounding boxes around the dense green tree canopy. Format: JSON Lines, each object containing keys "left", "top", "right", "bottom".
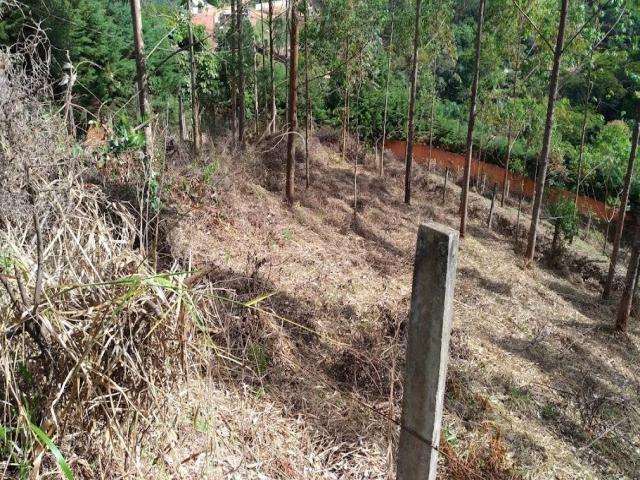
{"left": 4, "top": 0, "right": 640, "bottom": 205}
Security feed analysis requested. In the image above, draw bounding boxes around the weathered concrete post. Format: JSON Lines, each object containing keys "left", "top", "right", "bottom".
{"left": 397, "top": 223, "right": 459, "bottom": 480}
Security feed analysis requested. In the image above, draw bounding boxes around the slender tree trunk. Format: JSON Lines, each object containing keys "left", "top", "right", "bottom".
{"left": 285, "top": 0, "right": 299, "bottom": 202}
{"left": 442, "top": 167, "right": 449, "bottom": 205}
{"left": 304, "top": 0, "right": 310, "bottom": 188}
{"left": 261, "top": 2, "right": 268, "bottom": 117}
{"left": 575, "top": 64, "right": 594, "bottom": 213}
{"left": 616, "top": 220, "right": 640, "bottom": 332}
{"left": 178, "top": 90, "right": 187, "bottom": 141}
{"left": 488, "top": 183, "right": 497, "bottom": 229}
{"left": 516, "top": 190, "right": 524, "bottom": 242}
{"left": 285, "top": 0, "right": 290, "bottom": 117}
{"left": 269, "top": 0, "right": 277, "bottom": 132}
{"left": 63, "top": 52, "right": 75, "bottom": 137}
{"left": 459, "top": 0, "right": 485, "bottom": 236}
{"left": 604, "top": 218, "right": 611, "bottom": 254}
{"left": 502, "top": 138, "right": 514, "bottom": 204}
{"left": 603, "top": 117, "right": 640, "bottom": 299}
{"left": 129, "top": 0, "right": 154, "bottom": 161}
{"left": 231, "top": 0, "right": 238, "bottom": 145}
{"left": 501, "top": 17, "right": 522, "bottom": 207}
{"left": 380, "top": 20, "right": 394, "bottom": 177}
{"left": 525, "top": 0, "right": 569, "bottom": 263}
{"left": 253, "top": 45, "right": 259, "bottom": 135}
{"left": 237, "top": 0, "right": 246, "bottom": 148}
{"left": 428, "top": 57, "right": 437, "bottom": 169}
{"left": 354, "top": 135, "right": 358, "bottom": 211}
{"left": 404, "top": 0, "right": 422, "bottom": 205}
{"left": 186, "top": 0, "right": 201, "bottom": 154}
{"left": 341, "top": 37, "right": 350, "bottom": 162}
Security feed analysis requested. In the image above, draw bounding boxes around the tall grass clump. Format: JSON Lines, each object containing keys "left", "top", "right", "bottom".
{"left": 0, "top": 20, "right": 219, "bottom": 479}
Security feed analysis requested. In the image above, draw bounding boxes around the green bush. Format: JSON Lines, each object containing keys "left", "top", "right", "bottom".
{"left": 548, "top": 196, "right": 579, "bottom": 253}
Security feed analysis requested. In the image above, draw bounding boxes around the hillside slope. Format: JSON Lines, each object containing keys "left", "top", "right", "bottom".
{"left": 159, "top": 132, "right": 640, "bottom": 479}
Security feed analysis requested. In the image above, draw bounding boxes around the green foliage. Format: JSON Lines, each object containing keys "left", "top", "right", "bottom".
{"left": 105, "top": 116, "right": 146, "bottom": 159}
{"left": 202, "top": 159, "right": 219, "bottom": 188}
{"left": 247, "top": 341, "right": 269, "bottom": 375}
{"left": 548, "top": 196, "right": 579, "bottom": 246}
{"left": 541, "top": 403, "right": 561, "bottom": 421}
{"left": 5, "top": 0, "right": 640, "bottom": 211}
{"left": 29, "top": 423, "right": 74, "bottom": 480}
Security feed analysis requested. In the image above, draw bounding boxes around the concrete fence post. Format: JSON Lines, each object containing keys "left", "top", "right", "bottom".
{"left": 397, "top": 223, "right": 459, "bottom": 480}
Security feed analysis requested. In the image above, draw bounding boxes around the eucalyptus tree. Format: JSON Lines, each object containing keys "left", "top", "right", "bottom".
{"left": 237, "top": 0, "right": 246, "bottom": 148}
{"left": 525, "top": 0, "right": 569, "bottom": 264}
{"left": 285, "top": 0, "right": 299, "bottom": 202}
{"left": 616, "top": 216, "right": 640, "bottom": 331}
{"left": 459, "top": 0, "right": 486, "bottom": 236}
{"left": 403, "top": 0, "right": 423, "bottom": 205}
{"left": 269, "top": 0, "right": 277, "bottom": 132}
{"left": 129, "top": 0, "right": 153, "bottom": 161}
{"left": 186, "top": 0, "right": 201, "bottom": 153}
{"left": 604, "top": 118, "right": 640, "bottom": 299}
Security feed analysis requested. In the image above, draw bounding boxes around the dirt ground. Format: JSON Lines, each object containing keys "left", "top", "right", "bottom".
{"left": 155, "top": 131, "right": 640, "bottom": 479}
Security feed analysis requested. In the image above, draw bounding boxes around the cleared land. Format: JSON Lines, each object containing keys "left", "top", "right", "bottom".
{"left": 146, "top": 131, "right": 640, "bottom": 479}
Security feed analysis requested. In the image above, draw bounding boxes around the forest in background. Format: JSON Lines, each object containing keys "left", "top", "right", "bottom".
{"left": 2, "top": 0, "right": 640, "bottom": 208}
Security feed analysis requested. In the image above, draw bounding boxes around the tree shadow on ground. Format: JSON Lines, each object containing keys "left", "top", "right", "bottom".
{"left": 196, "top": 261, "right": 400, "bottom": 460}
{"left": 459, "top": 265, "right": 513, "bottom": 297}
{"left": 492, "top": 332, "right": 640, "bottom": 478}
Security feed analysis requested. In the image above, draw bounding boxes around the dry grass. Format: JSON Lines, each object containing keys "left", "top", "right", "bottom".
{"left": 0, "top": 35, "right": 239, "bottom": 480}
{"left": 166, "top": 127, "right": 640, "bottom": 479}
{"left": 3, "top": 18, "right": 640, "bottom": 478}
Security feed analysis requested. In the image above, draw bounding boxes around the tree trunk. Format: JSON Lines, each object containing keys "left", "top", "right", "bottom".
{"left": 354, "top": 136, "right": 358, "bottom": 211}
{"left": 501, "top": 17, "right": 522, "bottom": 207}
{"left": 525, "top": 0, "right": 569, "bottom": 264}
{"left": 129, "top": 0, "right": 154, "bottom": 161}
{"left": 62, "top": 52, "right": 75, "bottom": 137}
{"left": 428, "top": 57, "right": 437, "bottom": 169}
{"left": 616, "top": 220, "right": 640, "bottom": 332}
{"left": 603, "top": 117, "right": 640, "bottom": 299}
{"left": 285, "top": 0, "right": 290, "bottom": 116}
{"left": 186, "top": 0, "right": 200, "bottom": 154}
{"left": 459, "top": 0, "right": 485, "bottom": 236}
{"left": 304, "top": 0, "right": 310, "bottom": 188}
{"left": 488, "top": 183, "right": 497, "bottom": 229}
{"left": 574, "top": 62, "right": 594, "bottom": 213}
{"left": 231, "top": 0, "right": 238, "bottom": 145}
{"left": 380, "top": 20, "right": 394, "bottom": 177}
{"left": 502, "top": 138, "right": 513, "bottom": 205}
{"left": 404, "top": 0, "right": 422, "bottom": 205}
{"left": 178, "top": 90, "right": 187, "bottom": 141}
{"left": 285, "top": 0, "right": 299, "bottom": 202}
{"left": 253, "top": 45, "right": 259, "bottom": 135}
{"left": 260, "top": 1, "right": 267, "bottom": 117}
{"left": 516, "top": 190, "right": 524, "bottom": 242}
{"left": 442, "top": 167, "right": 448, "bottom": 205}
{"left": 552, "top": 222, "right": 560, "bottom": 256}
{"left": 269, "top": 0, "right": 277, "bottom": 132}
{"left": 341, "top": 37, "right": 350, "bottom": 163}
{"left": 237, "top": 0, "right": 246, "bottom": 149}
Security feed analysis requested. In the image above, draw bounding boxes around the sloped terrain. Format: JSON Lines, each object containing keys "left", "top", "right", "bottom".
{"left": 158, "top": 132, "right": 640, "bottom": 479}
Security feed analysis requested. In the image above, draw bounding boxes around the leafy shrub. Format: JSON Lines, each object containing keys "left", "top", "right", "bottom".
{"left": 548, "top": 195, "right": 579, "bottom": 254}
